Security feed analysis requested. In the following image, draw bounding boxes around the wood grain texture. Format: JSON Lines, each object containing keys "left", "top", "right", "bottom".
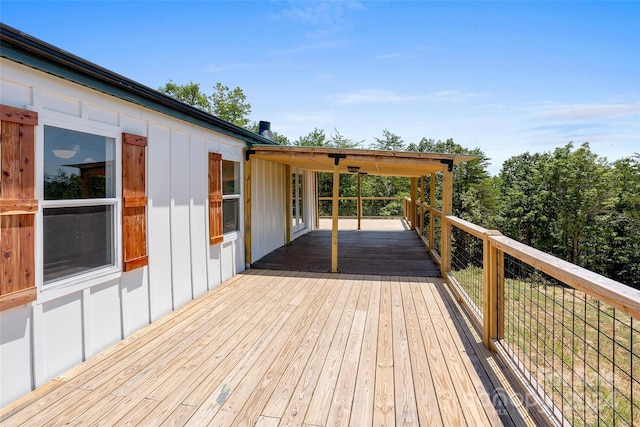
{"left": 122, "top": 133, "right": 148, "bottom": 272}
{"left": 208, "top": 152, "right": 223, "bottom": 245}
{"left": 0, "top": 105, "right": 37, "bottom": 305}
{"left": 2, "top": 270, "right": 527, "bottom": 426}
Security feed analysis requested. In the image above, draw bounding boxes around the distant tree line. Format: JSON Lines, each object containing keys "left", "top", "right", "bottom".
{"left": 160, "top": 81, "right": 640, "bottom": 289}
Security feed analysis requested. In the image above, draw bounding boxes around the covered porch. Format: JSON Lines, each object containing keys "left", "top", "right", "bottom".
{"left": 1, "top": 269, "right": 537, "bottom": 426}
{"left": 251, "top": 218, "right": 441, "bottom": 276}
{"left": 245, "top": 145, "right": 475, "bottom": 275}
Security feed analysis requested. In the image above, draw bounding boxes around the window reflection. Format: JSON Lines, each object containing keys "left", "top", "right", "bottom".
{"left": 44, "top": 126, "right": 115, "bottom": 200}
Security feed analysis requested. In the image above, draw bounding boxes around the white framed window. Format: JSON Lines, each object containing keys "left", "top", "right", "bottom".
{"left": 42, "top": 125, "right": 118, "bottom": 286}
{"left": 222, "top": 160, "right": 240, "bottom": 234}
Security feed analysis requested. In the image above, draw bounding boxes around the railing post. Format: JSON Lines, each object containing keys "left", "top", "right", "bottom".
{"left": 483, "top": 231, "right": 503, "bottom": 349}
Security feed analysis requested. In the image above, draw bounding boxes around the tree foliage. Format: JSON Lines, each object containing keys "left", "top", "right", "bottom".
{"left": 158, "top": 80, "right": 639, "bottom": 288}
{"left": 210, "top": 82, "right": 251, "bottom": 128}
{"left": 497, "top": 143, "right": 639, "bottom": 289}
{"left": 158, "top": 80, "right": 212, "bottom": 112}
{"left": 159, "top": 81, "right": 251, "bottom": 128}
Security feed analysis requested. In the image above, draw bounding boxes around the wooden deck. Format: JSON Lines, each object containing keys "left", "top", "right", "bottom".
{"left": 1, "top": 269, "right": 535, "bottom": 426}
{"left": 252, "top": 219, "right": 440, "bottom": 276}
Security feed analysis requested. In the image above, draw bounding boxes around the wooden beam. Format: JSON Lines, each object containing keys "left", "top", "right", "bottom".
{"left": 331, "top": 164, "right": 340, "bottom": 272}
{"left": 244, "top": 155, "right": 252, "bottom": 267}
{"left": 285, "top": 165, "right": 291, "bottom": 246}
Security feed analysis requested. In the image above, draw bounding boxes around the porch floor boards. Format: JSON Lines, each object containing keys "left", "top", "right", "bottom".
{"left": 252, "top": 219, "right": 441, "bottom": 276}
{"left": 1, "top": 270, "right": 533, "bottom": 426}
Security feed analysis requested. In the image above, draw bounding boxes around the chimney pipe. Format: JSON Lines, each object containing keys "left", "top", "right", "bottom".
{"left": 258, "top": 121, "right": 273, "bottom": 140}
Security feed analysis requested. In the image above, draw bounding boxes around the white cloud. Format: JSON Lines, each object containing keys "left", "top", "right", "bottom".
{"left": 429, "top": 90, "right": 491, "bottom": 102}
{"left": 331, "top": 89, "right": 425, "bottom": 105}
{"left": 283, "top": 111, "right": 335, "bottom": 123}
{"left": 280, "top": 1, "right": 365, "bottom": 27}
{"left": 270, "top": 40, "right": 348, "bottom": 56}
{"left": 530, "top": 103, "right": 640, "bottom": 121}
{"left": 330, "top": 89, "right": 490, "bottom": 105}
{"left": 203, "top": 62, "right": 260, "bottom": 73}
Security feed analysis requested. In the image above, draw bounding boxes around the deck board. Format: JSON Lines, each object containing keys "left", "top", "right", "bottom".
{"left": 252, "top": 219, "right": 440, "bottom": 277}
{"left": 2, "top": 270, "right": 531, "bottom": 426}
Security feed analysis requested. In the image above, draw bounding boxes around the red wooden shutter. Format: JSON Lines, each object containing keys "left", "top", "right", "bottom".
{"left": 0, "top": 105, "right": 38, "bottom": 311}
{"left": 122, "top": 133, "right": 148, "bottom": 272}
{"left": 208, "top": 153, "right": 223, "bottom": 245}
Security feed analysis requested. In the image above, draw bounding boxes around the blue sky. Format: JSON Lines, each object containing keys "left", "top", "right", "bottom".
{"left": 2, "top": 1, "right": 639, "bottom": 174}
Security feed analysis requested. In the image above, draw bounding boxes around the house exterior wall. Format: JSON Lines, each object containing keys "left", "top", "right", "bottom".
{"left": 0, "top": 59, "right": 246, "bottom": 407}
{"left": 250, "top": 158, "right": 316, "bottom": 264}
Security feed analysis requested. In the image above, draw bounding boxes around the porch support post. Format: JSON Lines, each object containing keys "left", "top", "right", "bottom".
{"left": 244, "top": 154, "right": 252, "bottom": 267}
{"left": 331, "top": 163, "right": 340, "bottom": 272}
{"left": 285, "top": 165, "right": 291, "bottom": 246}
{"left": 357, "top": 172, "right": 362, "bottom": 230}
{"left": 440, "top": 167, "right": 453, "bottom": 277}
{"left": 410, "top": 177, "right": 418, "bottom": 230}
{"left": 429, "top": 173, "right": 436, "bottom": 249}
{"left": 314, "top": 172, "right": 319, "bottom": 229}
{"left": 419, "top": 176, "right": 425, "bottom": 237}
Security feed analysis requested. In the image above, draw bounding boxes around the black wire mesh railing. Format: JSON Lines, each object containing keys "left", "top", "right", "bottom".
{"left": 499, "top": 253, "right": 640, "bottom": 426}
{"left": 450, "top": 226, "right": 484, "bottom": 321}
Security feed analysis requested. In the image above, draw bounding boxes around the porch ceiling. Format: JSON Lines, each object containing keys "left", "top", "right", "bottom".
{"left": 248, "top": 145, "right": 477, "bottom": 177}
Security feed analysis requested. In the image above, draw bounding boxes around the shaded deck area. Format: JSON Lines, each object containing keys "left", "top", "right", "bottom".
{"left": 1, "top": 270, "right": 535, "bottom": 426}
{"left": 252, "top": 219, "right": 441, "bottom": 276}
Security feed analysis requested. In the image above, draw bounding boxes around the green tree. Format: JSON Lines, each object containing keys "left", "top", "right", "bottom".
{"left": 408, "top": 138, "right": 494, "bottom": 225}
{"left": 159, "top": 81, "right": 251, "bottom": 128}
{"left": 246, "top": 121, "right": 290, "bottom": 144}
{"left": 158, "top": 81, "right": 212, "bottom": 112}
{"left": 371, "top": 129, "right": 405, "bottom": 151}
{"left": 498, "top": 152, "right": 550, "bottom": 248}
{"left": 210, "top": 82, "right": 251, "bottom": 127}
{"left": 294, "top": 128, "right": 328, "bottom": 147}
{"left": 599, "top": 155, "right": 640, "bottom": 287}
{"left": 543, "top": 142, "right": 611, "bottom": 265}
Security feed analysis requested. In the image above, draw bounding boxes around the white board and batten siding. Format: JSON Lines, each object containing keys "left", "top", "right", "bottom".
{"left": 250, "top": 158, "right": 316, "bottom": 264}
{"left": 0, "top": 59, "right": 246, "bottom": 407}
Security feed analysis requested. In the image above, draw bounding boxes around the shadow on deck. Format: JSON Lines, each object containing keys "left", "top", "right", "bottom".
{"left": 252, "top": 219, "right": 441, "bottom": 277}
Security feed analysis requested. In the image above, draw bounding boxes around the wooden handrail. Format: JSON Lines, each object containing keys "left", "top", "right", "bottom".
{"left": 489, "top": 234, "right": 640, "bottom": 320}
{"left": 440, "top": 213, "right": 640, "bottom": 324}
{"left": 318, "top": 196, "right": 403, "bottom": 201}
{"left": 444, "top": 215, "right": 488, "bottom": 239}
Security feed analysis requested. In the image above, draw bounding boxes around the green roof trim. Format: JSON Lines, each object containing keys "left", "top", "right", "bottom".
{"left": 0, "top": 23, "right": 277, "bottom": 146}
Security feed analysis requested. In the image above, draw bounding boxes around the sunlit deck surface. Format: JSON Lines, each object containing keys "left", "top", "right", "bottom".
{"left": 1, "top": 267, "right": 537, "bottom": 426}
{"left": 252, "top": 219, "right": 441, "bottom": 276}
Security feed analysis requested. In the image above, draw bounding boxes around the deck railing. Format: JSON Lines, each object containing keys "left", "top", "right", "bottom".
{"left": 318, "top": 196, "right": 404, "bottom": 218}
{"left": 403, "top": 197, "right": 640, "bottom": 427}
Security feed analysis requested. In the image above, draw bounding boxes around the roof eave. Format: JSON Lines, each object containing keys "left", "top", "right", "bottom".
{"left": 0, "top": 23, "right": 276, "bottom": 147}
